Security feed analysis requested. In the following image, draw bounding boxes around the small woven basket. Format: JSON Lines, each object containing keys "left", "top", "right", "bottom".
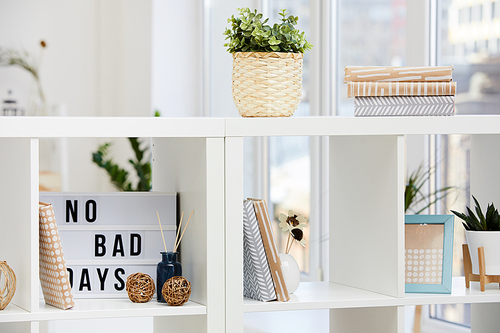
{"left": 0, "top": 261, "right": 16, "bottom": 310}
{"left": 232, "top": 52, "right": 303, "bottom": 117}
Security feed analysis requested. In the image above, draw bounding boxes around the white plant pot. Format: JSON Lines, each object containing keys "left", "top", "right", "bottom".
{"left": 465, "top": 230, "right": 500, "bottom": 275}
{"left": 278, "top": 253, "right": 300, "bottom": 294}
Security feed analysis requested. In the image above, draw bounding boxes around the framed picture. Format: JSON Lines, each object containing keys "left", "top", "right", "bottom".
{"left": 405, "top": 215, "right": 454, "bottom": 294}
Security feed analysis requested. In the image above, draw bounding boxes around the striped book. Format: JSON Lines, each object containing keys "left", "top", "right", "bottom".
{"left": 243, "top": 200, "right": 277, "bottom": 302}
{"left": 249, "top": 198, "right": 290, "bottom": 302}
{"left": 347, "top": 81, "right": 456, "bottom": 98}
{"left": 354, "top": 96, "right": 455, "bottom": 117}
{"left": 344, "top": 66, "right": 453, "bottom": 83}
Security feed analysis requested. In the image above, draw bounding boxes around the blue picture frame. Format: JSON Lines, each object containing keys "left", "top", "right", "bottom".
{"left": 405, "top": 215, "right": 454, "bottom": 294}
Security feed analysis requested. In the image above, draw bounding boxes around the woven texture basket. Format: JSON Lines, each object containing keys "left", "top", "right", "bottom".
{"left": 232, "top": 52, "right": 303, "bottom": 117}
{"left": 0, "top": 261, "right": 16, "bottom": 310}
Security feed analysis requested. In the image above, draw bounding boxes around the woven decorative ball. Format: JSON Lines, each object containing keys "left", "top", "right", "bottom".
{"left": 126, "top": 273, "right": 155, "bottom": 303}
{"left": 0, "top": 261, "right": 16, "bottom": 310}
{"left": 232, "top": 52, "right": 303, "bottom": 117}
{"left": 161, "top": 276, "right": 191, "bottom": 306}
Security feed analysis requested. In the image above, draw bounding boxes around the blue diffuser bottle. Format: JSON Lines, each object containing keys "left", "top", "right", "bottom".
{"left": 157, "top": 251, "right": 182, "bottom": 303}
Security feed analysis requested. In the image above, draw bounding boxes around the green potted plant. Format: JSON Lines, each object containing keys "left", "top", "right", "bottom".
{"left": 224, "top": 8, "right": 312, "bottom": 117}
{"left": 451, "top": 196, "right": 500, "bottom": 275}
{"left": 405, "top": 164, "right": 456, "bottom": 214}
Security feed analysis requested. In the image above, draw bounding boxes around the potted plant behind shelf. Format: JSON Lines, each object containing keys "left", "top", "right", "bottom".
{"left": 405, "top": 164, "right": 456, "bottom": 215}
{"left": 224, "top": 8, "right": 313, "bottom": 117}
{"left": 451, "top": 196, "right": 500, "bottom": 276}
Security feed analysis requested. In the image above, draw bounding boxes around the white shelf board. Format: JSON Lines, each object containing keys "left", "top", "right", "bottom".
{"left": 36, "top": 299, "right": 205, "bottom": 321}
{"left": 0, "top": 117, "right": 225, "bottom": 138}
{"left": 243, "top": 278, "right": 500, "bottom": 313}
{"left": 4, "top": 115, "right": 500, "bottom": 138}
{"left": 404, "top": 276, "right": 500, "bottom": 305}
{"left": 243, "top": 282, "right": 398, "bottom": 312}
{"left": 226, "top": 115, "right": 500, "bottom": 137}
{"left": 0, "top": 300, "right": 205, "bottom": 323}
{"left": 0, "top": 303, "right": 31, "bottom": 323}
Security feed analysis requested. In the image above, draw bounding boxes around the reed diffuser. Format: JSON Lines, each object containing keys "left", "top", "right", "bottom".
{"left": 156, "top": 210, "right": 193, "bottom": 303}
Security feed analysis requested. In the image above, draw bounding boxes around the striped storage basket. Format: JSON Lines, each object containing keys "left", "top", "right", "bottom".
{"left": 232, "top": 52, "right": 303, "bottom": 117}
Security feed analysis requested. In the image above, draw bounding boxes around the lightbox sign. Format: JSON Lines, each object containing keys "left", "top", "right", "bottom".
{"left": 39, "top": 192, "right": 176, "bottom": 298}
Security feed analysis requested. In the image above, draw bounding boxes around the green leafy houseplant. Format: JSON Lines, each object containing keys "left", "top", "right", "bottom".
{"left": 224, "top": 8, "right": 312, "bottom": 117}
{"left": 223, "top": 8, "right": 312, "bottom": 53}
{"left": 405, "top": 164, "right": 456, "bottom": 215}
{"left": 92, "top": 138, "right": 151, "bottom": 191}
{"left": 451, "top": 196, "right": 500, "bottom": 231}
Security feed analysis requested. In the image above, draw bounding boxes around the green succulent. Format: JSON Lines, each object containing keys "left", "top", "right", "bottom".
{"left": 223, "top": 7, "right": 313, "bottom": 53}
{"left": 451, "top": 196, "right": 500, "bottom": 231}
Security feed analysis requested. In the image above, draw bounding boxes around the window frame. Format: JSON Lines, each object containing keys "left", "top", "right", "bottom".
{"left": 420, "top": 304, "right": 471, "bottom": 333}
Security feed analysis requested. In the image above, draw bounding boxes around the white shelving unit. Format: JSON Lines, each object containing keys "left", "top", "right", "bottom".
{"left": 225, "top": 115, "right": 500, "bottom": 333}
{"left": 2, "top": 115, "right": 500, "bottom": 332}
{"left": 0, "top": 117, "right": 225, "bottom": 333}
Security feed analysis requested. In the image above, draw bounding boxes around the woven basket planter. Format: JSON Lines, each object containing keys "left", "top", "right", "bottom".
{"left": 232, "top": 52, "right": 303, "bottom": 117}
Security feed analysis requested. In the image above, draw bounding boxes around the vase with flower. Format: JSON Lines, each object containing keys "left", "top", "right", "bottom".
{"left": 277, "top": 210, "right": 307, "bottom": 293}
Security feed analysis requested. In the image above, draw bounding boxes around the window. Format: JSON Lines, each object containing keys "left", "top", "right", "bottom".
{"left": 338, "top": 0, "right": 407, "bottom": 116}
{"left": 428, "top": 0, "right": 500, "bottom": 329}
{"left": 267, "top": 0, "right": 314, "bottom": 278}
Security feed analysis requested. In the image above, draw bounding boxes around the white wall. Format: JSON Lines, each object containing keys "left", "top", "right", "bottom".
{"left": 151, "top": 0, "right": 203, "bottom": 117}
{"left": 0, "top": 0, "right": 156, "bottom": 192}
{"left": 209, "top": 0, "right": 258, "bottom": 117}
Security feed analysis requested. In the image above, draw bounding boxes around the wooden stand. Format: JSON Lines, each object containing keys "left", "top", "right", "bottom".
{"left": 463, "top": 244, "right": 500, "bottom": 291}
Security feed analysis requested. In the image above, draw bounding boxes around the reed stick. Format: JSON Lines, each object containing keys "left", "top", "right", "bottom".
{"left": 157, "top": 211, "right": 168, "bottom": 253}
{"left": 285, "top": 233, "right": 291, "bottom": 254}
{"left": 287, "top": 238, "right": 294, "bottom": 254}
{"left": 173, "top": 211, "right": 185, "bottom": 253}
{"left": 174, "top": 210, "right": 194, "bottom": 252}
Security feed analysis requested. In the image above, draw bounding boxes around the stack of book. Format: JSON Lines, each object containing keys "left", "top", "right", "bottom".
{"left": 344, "top": 66, "right": 456, "bottom": 117}
{"left": 243, "top": 198, "right": 290, "bottom": 302}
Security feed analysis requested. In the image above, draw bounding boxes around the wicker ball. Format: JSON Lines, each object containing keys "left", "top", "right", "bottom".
{"left": 161, "top": 276, "right": 191, "bottom": 306}
{"left": 126, "top": 273, "right": 155, "bottom": 303}
{"left": 0, "top": 261, "right": 16, "bottom": 310}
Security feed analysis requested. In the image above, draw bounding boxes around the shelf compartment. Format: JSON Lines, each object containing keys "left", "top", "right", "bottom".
{"left": 243, "top": 277, "right": 500, "bottom": 313}
{"left": 243, "top": 282, "right": 398, "bottom": 313}
{"left": 329, "top": 135, "right": 405, "bottom": 298}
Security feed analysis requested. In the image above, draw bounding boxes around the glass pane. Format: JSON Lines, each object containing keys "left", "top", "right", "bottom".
{"left": 432, "top": 0, "right": 500, "bottom": 327}
{"left": 430, "top": 303, "right": 471, "bottom": 328}
{"left": 270, "top": 136, "right": 310, "bottom": 275}
{"left": 438, "top": 134, "right": 470, "bottom": 277}
{"left": 267, "top": 0, "right": 312, "bottom": 277}
{"left": 439, "top": 0, "right": 500, "bottom": 115}
{"left": 338, "top": 0, "right": 407, "bottom": 116}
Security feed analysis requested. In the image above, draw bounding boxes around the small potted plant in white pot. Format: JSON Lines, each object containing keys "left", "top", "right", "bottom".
{"left": 224, "top": 8, "right": 312, "bottom": 117}
{"left": 452, "top": 196, "right": 500, "bottom": 275}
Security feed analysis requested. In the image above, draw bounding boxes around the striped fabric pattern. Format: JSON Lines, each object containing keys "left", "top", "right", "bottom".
{"left": 347, "top": 81, "right": 456, "bottom": 98}
{"left": 354, "top": 96, "right": 455, "bottom": 117}
{"left": 243, "top": 200, "right": 276, "bottom": 302}
{"left": 344, "top": 66, "right": 454, "bottom": 83}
